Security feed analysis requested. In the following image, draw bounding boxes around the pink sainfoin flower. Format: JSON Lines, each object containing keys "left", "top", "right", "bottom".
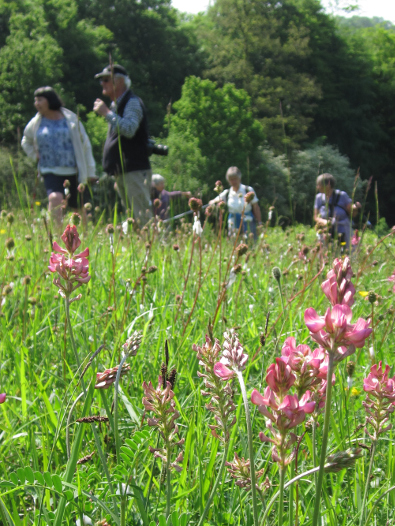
{"left": 351, "top": 230, "right": 360, "bottom": 246}
{"left": 304, "top": 304, "right": 371, "bottom": 360}
{"left": 388, "top": 270, "right": 395, "bottom": 293}
{"left": 193, "top": 336, "right": 236, "bottom": 442}
{"left": 321, "top": 257, "right": 355, "bottom": 307}
{"left": 225, "top": 452, "right": 270, "bottom": 494}
{"left": 251, "top": 387, "right": 315, "bottom": 466}
{"left": 363, "top": 361, "right": 395, "bottom": 440}
{"left": 0, "top": 393, "right": 6, "bottom": 404}
{"left": 48, "top": 225, "right": 90, "bottom": 301}
{"left": 280, "top": 337, "right": 327, "bottom": 397}
{"left": 214, "top": 331, "right": 248, "bottom": 380}
{"left": 95, "top": 363, "right": 131, "bottom": 389}
{"left": 142, "top": 375, "right": 184, "bottom": 472}
{"left": 266, "top": 357, "right": 296, "bottom": 396}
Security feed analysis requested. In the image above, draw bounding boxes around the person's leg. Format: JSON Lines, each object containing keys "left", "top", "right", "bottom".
{"left": 48, "top": 192, "right": 64, "bottom": 224}
{"left": 43, "top": 173, "right": 65, "bottom": 226}
{"left": 123, "top": 169, "right": 153, "bottom": 224}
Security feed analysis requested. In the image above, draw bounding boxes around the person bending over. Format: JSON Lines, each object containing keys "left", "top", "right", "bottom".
{"left": 314, "top": 172, "right": 361, "bottom": 249}
{"left": 22, "top": 86, "right": 96, "bottom": 224}
{"left": 210, "top": 166, "right": 262, "bottom": 237}
{"left": 151, "top": 174, "right": 191, "bottom": 220}
{"left": 93, "top": 64, "right": 152, "bottom": 224}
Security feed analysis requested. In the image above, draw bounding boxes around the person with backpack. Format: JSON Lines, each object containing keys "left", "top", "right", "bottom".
{"left": 314, "top": 173, "right": 361, "bottom": 249}
{"left": 210, "top": 166, "right": 262, "bottom": 237}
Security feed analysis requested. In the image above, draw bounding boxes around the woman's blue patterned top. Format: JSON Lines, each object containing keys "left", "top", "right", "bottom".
{"left": 37, "top": 117, "right": 77, "bottom": 170}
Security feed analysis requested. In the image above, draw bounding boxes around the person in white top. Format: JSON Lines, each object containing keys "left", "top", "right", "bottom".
{"left": 21, "top": 86, "right": 96, "bottom": 224}
{"left": 210, "top": 166, "right": 262, "bottom": 237}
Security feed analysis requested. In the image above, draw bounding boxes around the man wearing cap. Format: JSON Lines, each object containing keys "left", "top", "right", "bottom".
{"left": 93, "top": 64, "right": 152, "bottom": 223}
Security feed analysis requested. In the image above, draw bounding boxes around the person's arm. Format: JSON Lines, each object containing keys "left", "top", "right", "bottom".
{"left": 21, "top": 118, "right": 38, "bottom": 160}
{"left": 252, "top": 203, "right": 262, "bottom": 224}
{"left": 346, "top": 201, "right": 361, "bottom": 217}
{"left": 314, "top": 207, "right": 329, "bottom": 228}
{"left": 209, "top": 189, "right": 227, "bottom": 205}
{"left": 105, "top": 97, "right": 143, "bottom": 139}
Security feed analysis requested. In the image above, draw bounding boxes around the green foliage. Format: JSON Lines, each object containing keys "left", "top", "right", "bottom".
{"left": 196, "top": 0, "right": 322, "bottom": 152}
{"left": 258, "top": 144, "right": 357, "bottom": 222}
{"left": 0, "top": 0, "right": 202, "bottom": 141}
{"left": 84, "top": 111, "right": 108, "bottom": 167}
{"left": 155, "top": 76, "right": 264, "bottom": 194}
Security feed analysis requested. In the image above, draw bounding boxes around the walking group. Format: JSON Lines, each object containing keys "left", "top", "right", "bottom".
{"left": 21, "top": 63, "right": 359, "bottom": 248}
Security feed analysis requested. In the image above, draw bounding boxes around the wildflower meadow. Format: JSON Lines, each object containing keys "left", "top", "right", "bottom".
{"left": 1, "top": 193, "right": 395, "bottom": 526}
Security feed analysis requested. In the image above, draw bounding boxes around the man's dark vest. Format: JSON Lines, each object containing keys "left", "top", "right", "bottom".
{"left": 102, "top": 90, "right": 151, "bottom": 175}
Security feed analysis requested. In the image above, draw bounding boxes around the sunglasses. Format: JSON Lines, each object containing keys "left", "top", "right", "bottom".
{"left": 100, "top": 78, "right": 112, "bottom": 83}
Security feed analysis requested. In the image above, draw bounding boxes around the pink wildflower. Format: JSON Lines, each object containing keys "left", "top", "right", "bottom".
{"left": 95, "top": 363, "right": 131, "bottom": 389}
{"left": 363, "top": 361, "right": 395, "bottom": 440}
{"left": 388, "top": 270, "right": 395, "bottom": 293}
{"left": 351, "top": 230, "right": 360, "bottom": 246}
{"left": 266, "top": 358, "right": 295, "bottom": 396}
{"left": 363, "top": 362, "right": 395, "bottom": 401}
{"left": 0, "top": 393, "right": 6, "bottom": 404}
{"left": 48, "top": 225, "right": 90, "bottom": 299}
{"left": 252, "top": 386, "right": 315, "bottom": 466}
{"left": 214, "top": 331, "right": 248, "bottom": 380}
{"left": 281, "top": 337, "right": 323, "bottom": 396}
{"left": 304, "top": 304, "right": 371, "bottom": 354}
{"left": 321, "top": 257, "right": 355, "bottom": 307}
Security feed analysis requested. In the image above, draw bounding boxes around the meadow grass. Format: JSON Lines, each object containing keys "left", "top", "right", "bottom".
{"left": 0, "top": 205, "right": 395, "bottom": 526}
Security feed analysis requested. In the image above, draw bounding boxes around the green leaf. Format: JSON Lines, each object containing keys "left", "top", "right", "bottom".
{"left": 158, "top": 516, "right": 167, "bottom": 526}
{"left": 64, "top": 490, "right": 74, "bottom": 501}
{"left": 16, "top": 469, "right": 25, "bottom": 485}
{"left": 9, "top": 473, "right": 18, "bottom": 486}
{"left": 24, "top": 467, "right": 34, "bottom": 484}
{"left": 44, "top": 472, "right": 53, "bottom": 488}
{"left": 51, "top": 474, "right": 62, "bottom": 493}
{"left": 171, "top": 511, "right": 179, "bottom": 526}
{"left": 34, "top": 472, "right": 45, "bottom": 486}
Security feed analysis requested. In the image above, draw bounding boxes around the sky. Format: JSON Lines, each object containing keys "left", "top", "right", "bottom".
{"left": 171, "top": 0, "right": 395, "bottom": 23}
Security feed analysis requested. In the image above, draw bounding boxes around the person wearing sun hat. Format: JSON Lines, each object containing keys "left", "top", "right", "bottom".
{"left": 93, "top": 64, "right": 152, "bottom": 223}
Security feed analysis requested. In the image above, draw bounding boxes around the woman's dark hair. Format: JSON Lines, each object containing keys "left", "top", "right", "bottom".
{"left": 34, "top": 87, "right": 63, "bottom": 110}
{"left": 316, "top": 173, "right": 335, "bottom": 190}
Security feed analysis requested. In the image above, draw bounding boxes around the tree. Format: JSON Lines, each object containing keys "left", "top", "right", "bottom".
{"left": 155, "top": 76, "right": 264, "bottom": 196}
{"left": 195, "top": 0, "right": 323, "bottom": 153}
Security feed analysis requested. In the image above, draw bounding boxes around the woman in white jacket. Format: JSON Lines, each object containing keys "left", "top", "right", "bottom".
{"left": 22, "top": 86, "right": 96, "bottom": 222}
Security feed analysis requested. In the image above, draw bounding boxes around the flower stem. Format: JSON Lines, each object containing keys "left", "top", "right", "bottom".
{"left": 197, "top": 443, "right": 229, "bottom": 526}
{"left": 237, "top": 371, "right": 259, "bottom": 526}
{"left": 166, "top": 443, "right": 172, "bottom": 519}
{"left": 288, "top": 462, "right": 294, "bottom": 526}
{"left": 359, "top": 440, "right": 376, "bottom": 526}
{"left": 278, "top": 466, "right": 285, "bottom": 526}
{"left": 312, "top": 351, "right": 335, "bottom": 526}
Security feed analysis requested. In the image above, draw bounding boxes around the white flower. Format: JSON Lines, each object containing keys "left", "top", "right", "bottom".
{"left": 347, "top": 376, "right": 353, "bottom": 389}
{"left": 249, "top": 304, "right": 254, "bottom": 314}
{"left": 122, "top": 220, "right": 128, "bottom": 234}
{"left": 193, "top": 215, "right": 203, "bottom": 237}
{"left": 369, "top": 346, "right": 375, "bottom": 359}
